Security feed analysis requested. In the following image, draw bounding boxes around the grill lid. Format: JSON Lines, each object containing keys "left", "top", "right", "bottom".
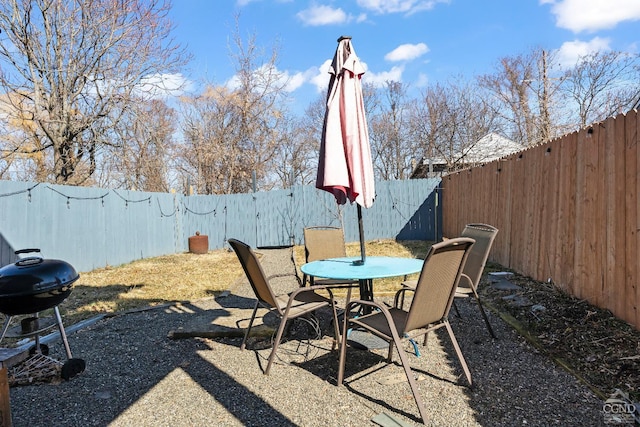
{"left": 0, "top": 249, "right": 79, "bottom": 298}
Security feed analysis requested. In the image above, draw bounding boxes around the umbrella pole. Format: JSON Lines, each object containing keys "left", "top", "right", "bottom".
{"left": 357, "top": 204, "right": 366, "bottom": 264}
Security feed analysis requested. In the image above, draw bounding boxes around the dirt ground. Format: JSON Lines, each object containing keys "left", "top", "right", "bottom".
{"left": 479, "top": 265, "right": 640, "bottom": 404}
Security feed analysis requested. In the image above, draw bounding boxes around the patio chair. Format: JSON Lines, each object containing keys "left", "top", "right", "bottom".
{"left": 302, "top": 226, "right": 359, "bottom": 298}
{"left": 337, "top": 237, "right": 475, "bottom": 425}
{"left": 401, "top": 223, "right": 499, "bottom": 338}
{"left": 228, "top": 238, "right": 341, "bottom": 375}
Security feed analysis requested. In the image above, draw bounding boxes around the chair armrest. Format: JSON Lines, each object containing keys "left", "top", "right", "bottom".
{"left": 288, "top": 283, "right": 336, "bottom": 300}
{"left": 457, "top": 273, "right": 474, "bottom": 290}
{"left": 344, "top": 299, "right": 406, "bottom": 342}
{"left": 345, "top": 299, "right": 388, "bottom": 316}
{"left": 393, "top": 286, "right": 416, "bottom": 308}
{"left": 279, "top": 284, "right": 336, "bottom": 317}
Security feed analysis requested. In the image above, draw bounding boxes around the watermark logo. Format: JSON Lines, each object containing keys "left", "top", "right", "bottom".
{"left": 603, "top": 389, "right": 639, "bottom": 425}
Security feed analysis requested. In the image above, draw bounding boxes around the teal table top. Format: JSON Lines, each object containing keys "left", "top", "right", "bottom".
{"left": 300, "top": 256, "right": 423, "bottom": 280}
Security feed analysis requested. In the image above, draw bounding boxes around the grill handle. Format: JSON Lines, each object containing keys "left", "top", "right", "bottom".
{"left": 14, "top": 248, "right": 41, "bottom": 255}
{"left": 14, "top": 249, "right": 44, "bottom": 267}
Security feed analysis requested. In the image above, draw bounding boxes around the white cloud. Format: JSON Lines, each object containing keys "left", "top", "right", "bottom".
{"left": 311, "top": 60, "right": 333, "bottom": 93}
{"left": 308, "top": 59, "right": 405, "bottom": 92}
{"left": 356, "top": 0, "right": 449, "bottom": 15}
{"left": 297, "top": 5, "right": 349, "bottom": 26}
{"left": 385, "top": 43, "right": 429, "bottom": 62}
{"left": 555, "top": 36, "right": 611, "bottom": 67}
{"left": 415, "top": 72, "right": 429, "bottom": 88}
{"left": 364, "top": 65, "right": 405, "bottom": 87}
{"left": 223, "top": 63, "right": 316, "bottom": 94}
{"left": 544, "top": 0, "right": 640, "bottom": 32}
{"left": 283, "top": 67, "right": 320, "bottom": 92}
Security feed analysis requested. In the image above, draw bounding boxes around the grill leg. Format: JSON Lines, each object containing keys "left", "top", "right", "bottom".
{"left": 54, "top": 307, "right": 73, "bottom": 360}
{"left": 0, "top": 316, "right": 12, "bottom": 345}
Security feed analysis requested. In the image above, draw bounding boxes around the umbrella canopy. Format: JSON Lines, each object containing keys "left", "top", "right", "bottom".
{"left": 316, "top": 36, "right": 375, "bottom": 263}
{"left": 316, "top": 36, "right": 375, "bottom": 209}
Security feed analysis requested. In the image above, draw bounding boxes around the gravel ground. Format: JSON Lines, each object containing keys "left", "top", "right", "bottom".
{"left": 6, "top": 248, "right": 609, "bottom": 426}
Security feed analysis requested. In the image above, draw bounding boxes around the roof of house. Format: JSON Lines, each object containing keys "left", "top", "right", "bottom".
{"left": 459, "top": 133, "right": 524, "bottom": 164}
{"left": 410, "top": 133, "right": 524, "bottom": 178}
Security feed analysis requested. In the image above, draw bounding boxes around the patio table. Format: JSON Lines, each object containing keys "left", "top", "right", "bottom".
{"left": 300, "top": 256, "right": 423, "bottom": 310}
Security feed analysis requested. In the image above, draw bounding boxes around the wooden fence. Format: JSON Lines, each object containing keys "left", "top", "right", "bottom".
{"left": 442, "top": 110, "right": 639, "bottom": 330}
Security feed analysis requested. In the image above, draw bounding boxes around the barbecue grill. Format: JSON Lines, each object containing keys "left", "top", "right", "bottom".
{"left": 0, "top": 249, "right": 85, "bottom": 380}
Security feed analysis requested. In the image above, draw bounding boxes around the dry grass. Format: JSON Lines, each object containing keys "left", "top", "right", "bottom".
{"left": 58, "top": 249, "right": 243, "bottom": 326}
{"left": 49, "top": 239, "right": 430, "bottom": 327}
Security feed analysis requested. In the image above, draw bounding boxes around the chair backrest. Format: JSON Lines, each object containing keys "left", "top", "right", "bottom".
{"left": 228, "top": 239, "right": 279, "bottom": 308}
{"left": 404, "top": 237, "right": 475, "bottom": 332}
{"left": 303, "top": 226, "right": 347, "bottom": 262}
{"left": 460, "top": 223, "right": 499, "bottom": 288}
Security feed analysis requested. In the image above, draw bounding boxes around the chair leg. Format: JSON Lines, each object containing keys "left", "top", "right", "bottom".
{"left": 241, "top": 302, "right": 259, "bottom": 351}
{"left": 444, "top": 320, "right": 472, "bottom": 386}
{"left": 393, "top": 336, "right": 429, "bottom": 424}
{"left": 473, "top": 290, "right": 496, "bottom": 339}
{"left": 265, "top": 315, "right": 289, "bottom": 375}
{"left": 329, "top": 301, "right": 340, "bottom": 350}
{"left": 345, "top": 286, "right": 352, "bottom": 307}
{"left": 337, "top": 312, "right": 351, "bottom": 385}
{"left": 386, "top": 341, "right": 395, "bottom": 362}
{"left": 453, "top": 299, "right": 462, "bottom": 318}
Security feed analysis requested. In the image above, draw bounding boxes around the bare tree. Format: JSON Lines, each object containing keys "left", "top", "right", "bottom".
{"left": 0, "top": 92, "right": 50, "bottom": 181}
{"left": 272, "top": 97, "right": 325, "bottom": 188}
{"left": 0, "top": 0, "right": 189, "bottom": 184}
{"left": 101, "top": 99, "right": 175, "bottom": 192}
{"left": 178, "top": 86, "right": 248, "bottom": 195}
{"left": 410, "top": 79, "right": 498, "bottom": 173}
{"left": 478, "top": 51, "right": 542, "bottom": 145}
{"left": 177, "top": 22, "right": 289, "bottom": 194}
{"left": 368, "top": 81, "right": 416, "bottom": 180}
{"left": 562, "top": 50, "right": 640, "bottom": 128}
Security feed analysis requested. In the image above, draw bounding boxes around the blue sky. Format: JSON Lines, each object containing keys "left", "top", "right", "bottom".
{"left": 167, "top": 0, "right": 640, "bottom": 113}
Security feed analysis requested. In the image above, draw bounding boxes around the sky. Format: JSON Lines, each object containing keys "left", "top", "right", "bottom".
{"left": 166, "top": 0, "right": 640, "bottom": 114}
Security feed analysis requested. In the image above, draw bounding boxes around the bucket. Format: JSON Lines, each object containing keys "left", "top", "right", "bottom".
{"left": 188, "top": 232, "right": 209, "bottom": 254}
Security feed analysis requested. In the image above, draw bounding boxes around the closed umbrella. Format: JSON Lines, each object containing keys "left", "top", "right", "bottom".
{"left": 316, "top": 36, "right": 375, "bottom": 264}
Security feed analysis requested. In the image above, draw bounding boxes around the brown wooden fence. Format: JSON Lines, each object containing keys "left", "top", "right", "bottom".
{"left": 442, "top": 110, "right": 639, "bottom": 330}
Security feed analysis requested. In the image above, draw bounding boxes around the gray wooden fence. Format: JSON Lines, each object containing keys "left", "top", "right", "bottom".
{"left": 0, "top": 178, "right": 440, "bottom": 272}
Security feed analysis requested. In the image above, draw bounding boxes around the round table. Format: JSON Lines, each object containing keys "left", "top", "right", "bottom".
{"left": 301, "top": 256, "right": 423, "bottom": 303}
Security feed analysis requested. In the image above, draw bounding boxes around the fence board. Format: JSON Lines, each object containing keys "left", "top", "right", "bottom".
{"left": 577, "top": 124, "right": 600, "bottom": 303}
{"left": 528, "top": 145, "right": 544, "bottom": 278}
{"left": 554, "top": 132, "right": 577, "bottom": 292}
{"left": 626, "top": 112, "right": 640, "bottom": 327}
{"left": 604, "top": 117, "right": 615, "bottom": 310}
{"left": 510, "top": 152, "right": 527, "bottom": 272}
{"left": 595, "top": 120, "right": 608, "bottom": 308}
{"left": 496, "top": 156, "right": 513, "bottom": 266}
{"left": 611, "top": 115, "right": 626, "bottom": 319}
{"left": 539, "top": 142, "right": 558, "bottom": 282}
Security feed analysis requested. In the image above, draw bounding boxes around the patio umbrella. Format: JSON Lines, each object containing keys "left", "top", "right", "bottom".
{"left": 316, "top": 36, "right": 375, "bottom": 264}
